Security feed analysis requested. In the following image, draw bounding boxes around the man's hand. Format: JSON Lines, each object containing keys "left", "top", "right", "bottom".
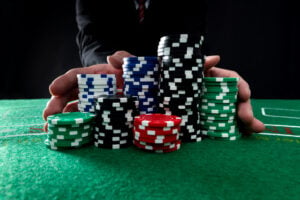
{"left": 204, "top": 55, "right": 265, "bottom": 134}
{"left": 42, "top": 51, "right": 132, "bottom": 130}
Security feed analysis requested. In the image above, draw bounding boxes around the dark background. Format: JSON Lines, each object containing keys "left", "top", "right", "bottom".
{"left": 1, "top": 0, "right": 299, "bottom": 99}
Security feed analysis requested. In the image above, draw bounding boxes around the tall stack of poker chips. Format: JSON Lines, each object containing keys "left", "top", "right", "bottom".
{"left": 77, "top": 74, "right": 117, "bottom": 113}
{"left": 200, "top": 77, "right": 241, "bottom": 140}
{"left": 45, "top": 112, "right": 95, "bottom": 150}
{"left": 122, "top": 56, "right": 160, "bottom": 114}
{"left": 133, "top": 114, "right": 182, "bottom": 153}
{"left": 157, "top": 34, "right": 205, "bottom": 142}
{"left": 93, "top": 95, "right": 139, "bottom": 149}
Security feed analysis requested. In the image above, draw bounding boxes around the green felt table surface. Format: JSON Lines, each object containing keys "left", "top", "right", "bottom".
{"left": 0, "top": 99, "right": 300, "bottom": 200}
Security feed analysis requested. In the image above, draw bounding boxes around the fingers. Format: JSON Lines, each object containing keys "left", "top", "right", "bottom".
{"left": 50, "top": 64, "right": 111, "bottom": 96}
{"left": 204, "top": 55, "right": 220, "bottom": 70}
{"left": 63, "top": 101, "right": 79, "bottom": 113}
{"left": 44, "top": 63, "right": 122, "bottom": 121}
{"left": 238, "top": 99, "right": 266, "bottom": 134}
{"left": 107, "top": 50, "right": 133, "bottom": 69}
{"left": 42, "top": 88, "right": 78, "bottom": 121}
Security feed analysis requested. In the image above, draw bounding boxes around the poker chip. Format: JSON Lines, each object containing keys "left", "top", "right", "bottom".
{"left": 134, "top": 113, "right": 182, "bottom": 127}
{"left": 200, "top": 77, "right": 241, "bottom": 140}
{"left": 133, "top": 113, "right": 182, "bottom": 153}
{"left": 47, "top": 112, "right": 95, "bottom": 125}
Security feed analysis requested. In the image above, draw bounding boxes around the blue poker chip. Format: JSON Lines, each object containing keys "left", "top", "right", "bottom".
{"left": 123, "top": 67, "right": 159, "bottom": 73}
{"left": 78, "top": 77, "right": 115, "bottom": 81}
{"left": 123, "top": 56, "right": 158, "bottom": 61}
{"left": 124, "top": 80, "right": 158, "bottom": 86}
{"left": 122, "top": 72, "right": 159, "bottom": 78}
{"left": 80, "top": 87, "right": 116, "bottom": 93}
{"left": 78, "top": 74, "right": 116, "bottom": 79}
{"left": 123, "top": 77, "right": 158, "bottom": 82}
{"left": 123, "top": 66, "right": 159, "bottom": 73}
{"left": 78, "top": 82, "right": 115, "bottom": 87}
{"left": 123, "top": 90, "right": 156, "bottom": 97}
{"left": 123, "top": 61, "right": 158, "bottom": 66}
{"left": 123, "top": 63, "right": 159, "bottom": 68}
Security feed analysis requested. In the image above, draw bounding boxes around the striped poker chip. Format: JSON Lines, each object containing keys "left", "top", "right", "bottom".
{"left": 47, "top": 112, "right": 95, "bottom": 125}
{"left": 203, "top": 77, "right": 239, "bottom": 83}
{"left": 123, "top": 56, "right": 158, "bottom": 62}
{"left": 133, "top": 139, "right": 181, "bottom": 151}
{"left": 134, "top": 126, "right": 179, "bottom": 136}
{"left": 134, "top": 114, "right": 182, "bottom": 128}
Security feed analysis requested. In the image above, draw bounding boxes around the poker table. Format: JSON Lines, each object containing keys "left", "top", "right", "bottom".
{"left": 0, "top": 98, "right": 299, "bottom": 200}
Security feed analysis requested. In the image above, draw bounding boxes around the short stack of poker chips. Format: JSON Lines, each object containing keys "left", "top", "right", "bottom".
{"left": 157, "top": 34, "right": 205, "bottom": 142}
{"left": 133, "top": 114, "right": 182, "bottom": 153}
{"left": 77, "top": 74, "right": 117, "bottom": 113}
{"left": 93, "top": 94, "right": 139, "bottom": 149}
{"left": 45, "top": 112, "right": 95, "bottom": 150}
{"left": 122, "top": 56, "right": 160, "bottom": 114}
{"left": 200, "top": 77, "right": 241, "bottom": 140}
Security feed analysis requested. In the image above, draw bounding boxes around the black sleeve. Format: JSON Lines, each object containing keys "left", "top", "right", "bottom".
{"left": 76, "top": 0, "right": 116, "bottom": 66}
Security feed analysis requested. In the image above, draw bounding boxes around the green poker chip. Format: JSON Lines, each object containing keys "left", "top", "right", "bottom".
{"left": 201, "top": 102, "right": 236, "bottom": 108}
{"left": 201, "top": 97, "right": 237, "bottom": 104}
{"left": 47, "top": 112, "right": 95, "bottom": 125}
{"left": 200, "top": 115, "right": 236, "bottom": 121}
{"left": 48, "top": 123, "right": 92, "bottom": 134}
{"left": 200, "top": 120, "right": 236, "bottom": 127}
{"left": 209, "top": 132, "right": 242, "bottom": 141}
{"left": 200, "top": 107, "right": 236, "bottom": 114}
{"left": 201, "top": 128, "right": 239, "bottom": 138}
{"left": 46, "top": 137, "right": 93, "bottom": 148}
{"left": 47, "top": 130, "right": 93, "bottom": 140}
{"left": 201, "top": 93, "right": 237, "bottom": 100}
{"left": 202, "top": 87, "right": 238, "bottom": 93}
{"left": 200, "top": 104, "right": 236, "bottom": 111}
{"left": 203, "top": 77, "right": 239, "bottom": 82}
{"left": 201, "top": 124, "right": 236, "bottom": 131}
{"left": 203, "top": 82, "right": 238, "bottom": 87}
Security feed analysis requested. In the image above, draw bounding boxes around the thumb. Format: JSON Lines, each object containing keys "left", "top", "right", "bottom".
{"left": 204, "top": 55, "right": 221, "bottom": 70}
{"left": 107, "top": 51, "right": 134, "bottom": 69}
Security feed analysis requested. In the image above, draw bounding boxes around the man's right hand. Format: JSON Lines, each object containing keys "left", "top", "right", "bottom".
{"left": 42, "top": 51, "right": 133, "bottom": 131}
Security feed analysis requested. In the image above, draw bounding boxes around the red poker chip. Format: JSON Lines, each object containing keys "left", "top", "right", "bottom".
{"left": 135, "top": 124, "right": 177, "bottom": 132}
{"left": 134, "top": 130, "right": 179, "bottom": 140}
{"left": 134, "top": 114, "right": 182, "bottom": 127}
{"left": 153, "top": 142, "right": 181, "bottom": 153}
{"left": 133, "top": 139, "right": 181, "bottom": 151}
{"left": 134, "top": 134, "right": 179, "bottom": 144}
{"left": 133, "top": 126, "right": 180, "bottom": 136}
{"left": 138, "top": 140, "right": 175, "bottom": 147}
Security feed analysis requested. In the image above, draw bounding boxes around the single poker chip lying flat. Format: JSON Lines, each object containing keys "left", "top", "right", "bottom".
{"left": 134, "top": 113, "right": 182, "bottom": 127}
{"left": 47, "top": 112, "right": 95, "bottom": 125}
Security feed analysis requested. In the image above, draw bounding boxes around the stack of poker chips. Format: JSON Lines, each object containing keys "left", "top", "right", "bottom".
{"left": 122, "top": 56, "right": 160, "bottom": 114}
{"left": 200, "top": 77, "right": 241, "bottom": 140}
{"left": 45, "top": 112, "right": 95, "bottom": 150}
{"left": 157, "top": 34, "right": 205, "bottom": 142}
{"left": 93, "top": 94, "right": 139, "bottom": 149}
{"left": 77, "top": 74, "right": 117, "bottom": 113}
{"left": 133, "top": 114, "right": 182, "bottom": 153}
